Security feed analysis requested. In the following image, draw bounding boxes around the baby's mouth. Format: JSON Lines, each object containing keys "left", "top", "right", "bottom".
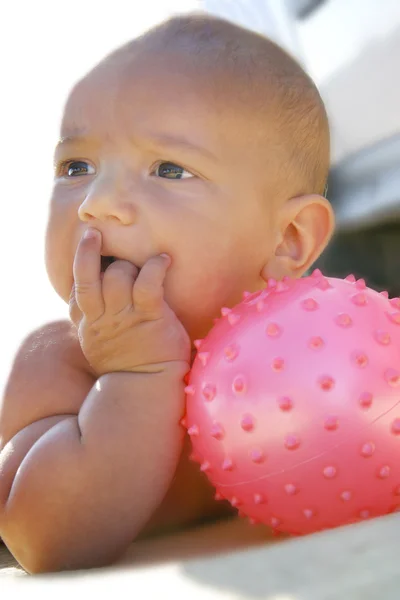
{"left": 101, "top": 255, "right": 116, "bottom": 272}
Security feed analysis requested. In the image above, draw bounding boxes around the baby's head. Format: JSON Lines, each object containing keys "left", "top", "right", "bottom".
{"left": 46, "top": 13, "right": 334, "bottom": 342}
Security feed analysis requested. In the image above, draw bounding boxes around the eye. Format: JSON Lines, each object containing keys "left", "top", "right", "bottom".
{"left": 61, "top": 160, "right": 95, "bottom": 177}
{"left": 153, "top": 162, "right": 194, "bottom": 180}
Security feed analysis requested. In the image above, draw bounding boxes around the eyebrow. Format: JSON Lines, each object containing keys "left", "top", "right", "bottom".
{"left": 142, "top": 132, "right": 217, "bottom": 162}
{"left": 55, "top": 129, "right": 217, "bottom": 162}
{"left": 55, "top": 129, "right": 92, "bottom": 152}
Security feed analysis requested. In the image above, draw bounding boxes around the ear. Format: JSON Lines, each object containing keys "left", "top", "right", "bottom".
{"left": 261, "top": 194, "right": 335, "bottom": 280}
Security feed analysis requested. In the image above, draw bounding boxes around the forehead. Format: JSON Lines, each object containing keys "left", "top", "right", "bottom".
{"left": 60, "top": 49, "right": 271, "bottom": 157}
{"left": 63, "top": 53, "right": 225, "bottom": 141}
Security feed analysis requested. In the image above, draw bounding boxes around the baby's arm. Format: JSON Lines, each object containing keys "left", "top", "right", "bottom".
{"left": 0, "top": 319, "right": 188, "bottom": 573}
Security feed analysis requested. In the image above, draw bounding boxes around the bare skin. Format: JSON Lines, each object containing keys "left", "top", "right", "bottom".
{"left": 0, "top": 16, "right": 334, "bottom": 574}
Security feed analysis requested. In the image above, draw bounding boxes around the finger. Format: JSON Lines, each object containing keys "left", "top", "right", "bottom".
{"left": 133, "top": 254, "right": 171, "bottom": 316}
{"left": 102, "top": 260, "right": 139, "bottom": 313}
{"left": 73, "top": 228, "right": 105, "bottom": 320}
{"left": 68, "top": 282, "right": 83, "bottom": 326}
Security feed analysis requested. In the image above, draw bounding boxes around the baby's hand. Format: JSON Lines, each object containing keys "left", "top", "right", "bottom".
{"left": 69, "top": 228, "right": 191, "bottom": 376}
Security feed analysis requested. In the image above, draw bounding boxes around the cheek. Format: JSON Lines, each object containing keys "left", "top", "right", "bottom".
{"left": 164, "top": 254, "right": 253, "bottom": 343}
{"left": 45, "top": 195, "right": 80, "bottom": 301}
{"left": 164, "top": 235, "right": 245, "bottom": 315}
{"left": 161, "top": 207, "right": 270, "bottom": 334}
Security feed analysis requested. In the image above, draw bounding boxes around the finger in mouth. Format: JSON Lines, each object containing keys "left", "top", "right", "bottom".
{"left": 101, "top": 256, "right": 116, "bottom": 272}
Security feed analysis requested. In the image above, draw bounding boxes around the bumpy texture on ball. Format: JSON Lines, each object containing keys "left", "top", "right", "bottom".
{"left": 183, "top": 271, "right": 400, "bottom": 535}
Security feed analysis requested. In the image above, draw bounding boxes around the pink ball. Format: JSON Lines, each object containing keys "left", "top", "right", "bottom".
{"left": 184, "top": 271, "right": 400, "bottom": 535}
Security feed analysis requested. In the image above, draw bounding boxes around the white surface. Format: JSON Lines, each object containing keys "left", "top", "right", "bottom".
{"left": 2, "top": 513, "right": 400, "bottom": 599}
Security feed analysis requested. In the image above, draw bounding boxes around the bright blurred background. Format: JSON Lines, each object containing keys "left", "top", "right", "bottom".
{"left": 1, "top": 0, "right": 400, "bottom": 391}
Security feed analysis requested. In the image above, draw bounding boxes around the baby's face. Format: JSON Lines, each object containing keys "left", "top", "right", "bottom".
{"left": 46, "top": 52, "right": 277, "bottom": 341}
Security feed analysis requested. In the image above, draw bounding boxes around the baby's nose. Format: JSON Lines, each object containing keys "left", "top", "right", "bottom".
{"left": 78, "top": 176, "right": 136, "bottom": 225}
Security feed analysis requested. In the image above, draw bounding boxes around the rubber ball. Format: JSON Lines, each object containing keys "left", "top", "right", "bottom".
{"left": 183, "top": 271, "right": 400, "bottom": 535}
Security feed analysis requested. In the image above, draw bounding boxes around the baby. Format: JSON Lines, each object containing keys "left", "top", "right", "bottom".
{"left": 0, "top": 13, "right": 334, "bottom": 573}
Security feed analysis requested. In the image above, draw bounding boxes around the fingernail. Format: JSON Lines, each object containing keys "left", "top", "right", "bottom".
{"left": 84, "top": 228, "right": 99, "bottom": 240}
{"left": 160, "top": 253, "right": 171, "bottom": 267}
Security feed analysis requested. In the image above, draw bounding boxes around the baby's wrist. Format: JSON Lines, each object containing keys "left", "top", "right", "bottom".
{"left": 129, "top": 359, "right": 190, "bottom": 377}
{"left": 94, "top": 359, "right": 190, "bottom": 379}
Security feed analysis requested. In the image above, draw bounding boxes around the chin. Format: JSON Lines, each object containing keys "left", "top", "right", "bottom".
{"left": 179, "top": 303, "right": 219, "bottom": 343}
